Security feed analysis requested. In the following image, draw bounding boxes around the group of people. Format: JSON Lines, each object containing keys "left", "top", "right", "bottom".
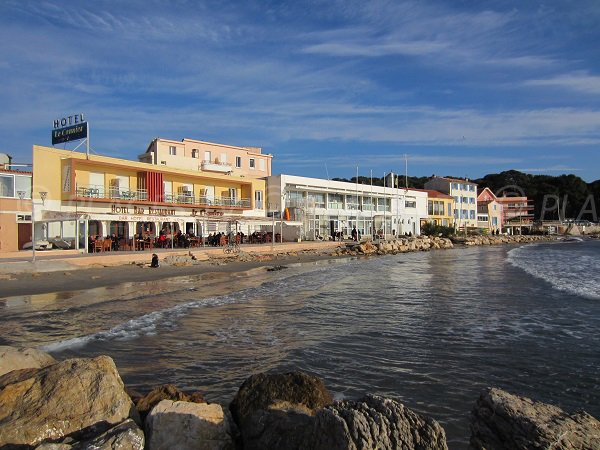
{"left": 87, "top": 234, "right": 120, "bottom": 252}
{"left": 206, "top": 231, "right": 244, "bottom": 246}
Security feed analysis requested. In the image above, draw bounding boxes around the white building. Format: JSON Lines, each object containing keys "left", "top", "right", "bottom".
{"left": 266, "top": 174, "right": 427, "bottom": 240}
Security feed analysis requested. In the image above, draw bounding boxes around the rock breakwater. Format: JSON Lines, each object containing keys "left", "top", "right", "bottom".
{"left": 1, "top": 347, "right": 597, "bottom": 449}
{"left": 332, "top": 234, "right": 556, "bottom": 257}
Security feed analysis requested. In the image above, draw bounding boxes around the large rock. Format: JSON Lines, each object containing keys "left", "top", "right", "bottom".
{"left": 0, "top": 356, "right": 139, "bottom": 448}
{"left": 229, "top": 371, "right": 334, "bottom": 449}
{"left": 145, "top": 400, "right": 236, "bottom": 450}
{"left": 35, "top": 419, "right": 145, "bottom": 450}
{"left": 134, "top": 383, "right": 206, "bottom": 422}
{"left": 470, "top": 387, "right": 600, "bottom": 449}
{"left": 230, "top": 371, "right": 333, "bottom": 428}
{"left": 0, "top": 345, "right": 57, "bottom": 376}
{"left": 305, "top": 394, "right": 448, "bottom": 450}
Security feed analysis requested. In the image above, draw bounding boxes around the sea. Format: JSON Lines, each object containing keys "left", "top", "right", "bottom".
{"left": 1, "top": 239, "right": 599, "bottom": 447}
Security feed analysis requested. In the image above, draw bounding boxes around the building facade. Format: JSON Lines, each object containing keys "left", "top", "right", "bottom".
{"left": 496, "top": 195, "right": 534, "bottom": 234}
{"left": 424, "top": 177, "right": 478, "bottom": 229}
{"left": 0, "top": 168, "right": 32, "bottom": 252}
{"left": 139, "top": 138, "right": 272, "bottom": 178}
{"left": 476, "top": 187, "right": 503, "bottom": 233}
{"left": 266, "top": 174, "right": 427, "bottom": 240}
{"left": 417, "top": 189, "right": 454, "bottom": 227}
{"left": 32, "top": 145, "right": 269, "bottom": 252}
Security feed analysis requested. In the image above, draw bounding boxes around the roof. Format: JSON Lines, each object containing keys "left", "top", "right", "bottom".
{"left": 428, "top": 176, "right": 477, "bottom": 185}
{"left": 413, "top": 188, "right": 453, "bottom": 199}
{"left": 0, "top": 168, "right": 32, "bottom": 175}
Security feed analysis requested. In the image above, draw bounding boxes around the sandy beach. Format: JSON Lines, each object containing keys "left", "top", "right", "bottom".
{"left": 0, "top": 243, "right": 342, "bottom": 298}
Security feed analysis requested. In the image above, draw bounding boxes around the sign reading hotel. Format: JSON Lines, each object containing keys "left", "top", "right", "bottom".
{"left": 52, "top": 113, "right": 87, "bottom": 145}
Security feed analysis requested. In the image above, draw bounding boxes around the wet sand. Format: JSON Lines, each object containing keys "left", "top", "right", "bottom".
{"left": 0, "top": 252, "right": 337, "bottom": 298}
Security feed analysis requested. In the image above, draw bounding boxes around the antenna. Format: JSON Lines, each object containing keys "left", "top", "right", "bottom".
{"left": 404, "top": 153, "right": 408, "bottom": 188}
{"left": 325, "top": 163, "right": 330, "bottom": 181}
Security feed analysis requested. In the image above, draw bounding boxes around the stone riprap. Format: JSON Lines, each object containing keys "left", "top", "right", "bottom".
{"left": 1, "top": 343, "right": 597, "bottom": 449}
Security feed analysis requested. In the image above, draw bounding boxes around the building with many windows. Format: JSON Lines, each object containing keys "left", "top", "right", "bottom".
{"left": 32, "top": 145, "right": 268, "bottom": 252}
{"left": 424, "top": 176, "right": 478, "bottom": 229}
{"left": 416, "top": 189, "right": 454, "bottom": 228}
{"left": 266, "top": 174, "right": 427, "bottom": 240}
{"left": 496, "top": 195, "right": 534, "bottom": 234}
{"left": 477, "top": 187, "right": 503, "bottom": 233}
{"left": 139, "top": 137, "right": 272, "bottom": 178}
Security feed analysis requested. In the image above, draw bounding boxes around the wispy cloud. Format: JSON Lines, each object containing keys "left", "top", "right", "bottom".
{"left": 524, "top": 71, "right": 600, "bottom": 95}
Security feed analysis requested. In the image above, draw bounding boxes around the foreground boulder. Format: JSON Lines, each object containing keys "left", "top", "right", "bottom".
{"left": 0, "top": 355, "right": 140, "bottom": 448}
{"left": 230, "top": 371, "right": 334, "bottom": 427}
{"left": 470, "top": 387, "right": 600, "bottom": 449}
{"left": 305, "top": 394, "right": 448, "bottom": 450}
{"left": 145, "top": 400, "right": 236, "bottom": 450}
{"left": 230, "top": 372, "right": 447, "bottom": 450}
{"left": 0, "top": 345, "right": 57, "bottom": 376}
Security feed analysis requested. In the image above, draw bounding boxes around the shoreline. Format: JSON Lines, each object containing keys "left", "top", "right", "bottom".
{"left": 0, "top": 234, "right": 563, "bottom": 298}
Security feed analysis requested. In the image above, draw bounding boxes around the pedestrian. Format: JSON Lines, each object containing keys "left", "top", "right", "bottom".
{"left": 150, "top": 253, "right": 159, "bottom": 268}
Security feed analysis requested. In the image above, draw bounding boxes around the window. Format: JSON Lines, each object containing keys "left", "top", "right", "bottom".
{"left": 15, "top": 175, "right": 32, "bottom": 198}
{"left": 448, "top": 204, "right": 452, "bottom": 216}
{"left": 249, "top": 158, "right": 255, "bottom": 169}
{"left": 191, "top": 149, "right": 199, "bottom": 159}
{"left": 259, "top": 159, "right": 265, "bottom": 171}
{"left": 0, "top": 174, "right": 15, "bottom": 197}
{"left": 470, "top": 210, "right": 475, "bottom": 219}
{"left": 169, "top": 146, "right": 176, "bottom": 156}
{"left": 405, "top": 200, "right": 417, "bottom": 208}
{"left": 470, "top": 197, "right": 476, "bottom": 204}
{"left": 235, "top": 156, "right": 241, "bottom": 168}
{"left": 328, "top": 193, "right": 343, "bottom": 209}
{"left": 454, "top": 209, "right": 459, "bottom": 218}
{"left": 346, "top": 195, "right": 359, "bottom": 210}
{"left": 308, "top": 192, "right": 325, "bottom": 208}
{"left": 204, "top": 151, "right": 211, "bottom": 162}
{"left": 255, "top": 190, "right": 263, "bottom": 209}
{"left": 160, "top": 161, "right": 167, "bottom": 165}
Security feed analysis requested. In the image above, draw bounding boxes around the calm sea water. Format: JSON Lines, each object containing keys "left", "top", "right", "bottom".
{"left": 1, "top": 240, "right": 599, "bottom": 447}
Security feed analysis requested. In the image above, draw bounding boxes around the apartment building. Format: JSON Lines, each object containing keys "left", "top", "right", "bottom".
{"left": 266, "top": 174, "right": 427, "bottom": 240}
{"left": 139, "top": 137, "right": 272, "bottom": 178}
{"left": 496, "top": 195, "right": 534, "bottom": 234}
{"left": 32, "top": 145, "right": 268, "bottom": 251}
{"left": 424, "top": 176, "right": 478, "bottom": 229}
{"left": 477, "top": 187, "right": 503, "bottom": 233}
{"left": 416, "top": 189, "right": 454, "bottom": 227}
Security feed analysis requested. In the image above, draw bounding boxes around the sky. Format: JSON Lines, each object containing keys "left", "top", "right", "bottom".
{"left": 0, "top": 0, "right": 599, "bottom": 182}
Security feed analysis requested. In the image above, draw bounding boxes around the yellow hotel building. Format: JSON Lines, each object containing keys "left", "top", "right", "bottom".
{"left": 32, "top": 145, "right": 267, "bottom": 251}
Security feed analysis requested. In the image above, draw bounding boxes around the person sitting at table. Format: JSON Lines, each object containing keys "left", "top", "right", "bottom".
{"left": 158, "top": 232, "right": 167, "bottom": 248}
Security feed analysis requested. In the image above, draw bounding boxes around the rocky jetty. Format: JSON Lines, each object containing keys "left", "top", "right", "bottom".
{"left": 332, "top": 234, "right": 557, "bottom": 257}
{"left": 1, "top": 347, "right": 598, "bottom": 449}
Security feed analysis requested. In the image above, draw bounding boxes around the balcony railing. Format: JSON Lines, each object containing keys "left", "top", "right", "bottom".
{"left": 201, "top": 160, "right": 233, "bottom": 173}
{"left": 76, "top": 184, "right": 250, "bottom": 208}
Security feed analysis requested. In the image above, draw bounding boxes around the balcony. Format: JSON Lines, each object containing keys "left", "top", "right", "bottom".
{"left": 201, "top": 160, "right": 233, "bottom": 174}
{"left": 75, "top": 184, "right": 250, "bottom": 209}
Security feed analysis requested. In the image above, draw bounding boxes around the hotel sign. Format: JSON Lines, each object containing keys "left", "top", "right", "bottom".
{"left": 52, "top": 113, "right": 87, "bottom": 145}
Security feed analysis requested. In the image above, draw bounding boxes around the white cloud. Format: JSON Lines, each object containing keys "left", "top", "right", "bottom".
{"left": 524, "top": 72, "right": 600, "bottom": 95}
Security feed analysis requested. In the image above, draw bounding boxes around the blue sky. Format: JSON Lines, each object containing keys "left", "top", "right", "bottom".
{"left": 1, "top": 0, "right": 599, "bottom": 181}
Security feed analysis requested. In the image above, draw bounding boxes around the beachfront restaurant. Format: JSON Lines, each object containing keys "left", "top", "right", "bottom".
{"left": 266, "top": 174, "right": 427, "bottom": 240}
{"left": 31, "top": 145, "right": 270, "bottom": 252}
